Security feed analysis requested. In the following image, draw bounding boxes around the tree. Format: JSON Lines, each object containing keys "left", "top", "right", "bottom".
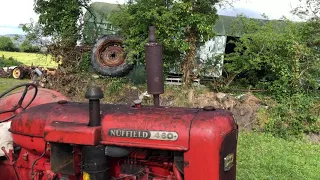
{"left": 109, "top": 0, "right": 221, "bottom": 87}
{"left": 33, "top": 0, "right": 91, "bottom": 46}
{"left": 293, "top": 0, "right": 320, "bottom": 48}
{"left": 293, "top": 0, "right": 320, "bottom": 19}
{"left": 21, "top": 0, "right": 92, "bottom": 70}
{"left": 20, "top": 40, "right": 40, "bottom": 53}
{"left": 0, "top": 37, "right": 16, "bottom": 52}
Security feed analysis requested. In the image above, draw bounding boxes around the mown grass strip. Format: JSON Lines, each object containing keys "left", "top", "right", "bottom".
{"left": 0, "top": 51, "right": 58, "bottom": 68}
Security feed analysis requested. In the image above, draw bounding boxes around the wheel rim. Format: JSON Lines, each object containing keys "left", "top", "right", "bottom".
{"left": 96, "top": 41, "right": 126, "bottom": 67}
{"left": 12, "top": 68, "right": 21, "bottom": 79}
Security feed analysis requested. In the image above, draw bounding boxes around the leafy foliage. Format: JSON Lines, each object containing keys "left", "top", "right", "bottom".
{"left": 34, "top": 0, "right": 90, "bottom": 45}
{"left": 222, "top": 14, "right": 320, "bottom": 140}
{"left": 21, "top": 20, "right": 47, "bottom": 47}
{"left": 0, "top": 37, "right": 16, "bottom": 52}
{"left": 22, "top": 0, "right": 92, "bottom": 73}
{"left": 19, "top": 40, "right": 40, "bottom": 53}
{"left": 256, "top": 93, "right": 320, "bottom": 139}
{"left": 0, "top": 55, "right": 21, "bottom": 67}
{"left": 224, "top": 15, "right": 320, "bottom": 95}
{"left": 109, "top": 0, "right": 220, "bottom": 86}
{"left": 293, "top": 0, "right": 320, "bottom": 51}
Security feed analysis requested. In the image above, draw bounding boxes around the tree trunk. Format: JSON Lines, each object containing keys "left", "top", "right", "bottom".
{"left": 182, "top": 32, "right": 197, "bottom": 87}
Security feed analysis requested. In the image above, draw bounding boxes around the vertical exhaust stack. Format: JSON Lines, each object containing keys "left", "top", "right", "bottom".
{"left": 145, "top": 26, "right": 164, "bottom": 107}
{"left": 85, "top": 86, "right": 104, "bottom": 126}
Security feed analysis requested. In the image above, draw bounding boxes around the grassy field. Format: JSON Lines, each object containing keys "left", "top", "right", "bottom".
{"left": 0, "top": 77, "right": 319, "bottom": 179}
{"left": 0, "top": 78, "right": 29, "bottom": 93}
{"left": 0, "top": 51, "right": 58, "bottom": 68}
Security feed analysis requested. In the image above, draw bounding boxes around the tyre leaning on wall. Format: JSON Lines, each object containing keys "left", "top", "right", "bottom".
{"left": 90, "top": 35, "right": 134, "bottom": 77}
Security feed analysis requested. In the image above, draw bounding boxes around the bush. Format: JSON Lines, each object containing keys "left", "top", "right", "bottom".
{"left": 0, "top": 55, "right": 21, "bottom": 67}
{"left": 224, "top": 15, "right": 320, "bottom": 95}
{"left": 0, "top": 37, "right": 16, "bottom": 51}
{"left": 78, "top": 52, "right": 91, "bottom": 72}
{"left": 256, "top": 93, "right": 320, "bottom": 140}
{"left": 19, "top": 40, "right": 40, "bottom": 53}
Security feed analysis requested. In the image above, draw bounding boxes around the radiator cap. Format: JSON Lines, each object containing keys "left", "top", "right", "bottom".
{"left": 85, "top": 86, "right": 104, "bottom": 100}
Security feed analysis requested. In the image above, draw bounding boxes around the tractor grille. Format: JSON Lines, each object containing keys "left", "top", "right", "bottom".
{"left": 219, "top": 126, "right": 238, "bottom": 180}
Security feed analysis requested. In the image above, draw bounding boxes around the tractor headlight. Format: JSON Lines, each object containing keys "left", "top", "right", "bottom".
{"left": 223, "top": 153, "right": 234, "bottom": 171}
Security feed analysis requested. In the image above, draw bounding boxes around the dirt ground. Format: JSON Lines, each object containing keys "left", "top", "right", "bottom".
{"left": 193, "top": 92, "right": 263, "bottom": 131}
{"left": 108, "top": 87, "right": 265, "bottom": 131}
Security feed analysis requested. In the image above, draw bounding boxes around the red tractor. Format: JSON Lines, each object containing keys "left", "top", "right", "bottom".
{"left": 0, "top": 26, "right": 238, "bottom": 180}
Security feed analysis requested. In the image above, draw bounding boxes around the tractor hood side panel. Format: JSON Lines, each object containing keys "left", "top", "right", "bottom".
{"left": 100, "top": 107, "right": 198, "bottom": 151}
{"left": 10, "top": 103, "right": 197, "bottom": 152}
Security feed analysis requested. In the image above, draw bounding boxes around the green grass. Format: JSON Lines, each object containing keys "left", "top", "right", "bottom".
{"left": 0, "top": 78, "right": 29, "bottom": 94}
{"left": 0, "top": 51, "right": 58, "bottom": 68}
{"left": 237, "top": 132, "right": 320, "bottom": 180}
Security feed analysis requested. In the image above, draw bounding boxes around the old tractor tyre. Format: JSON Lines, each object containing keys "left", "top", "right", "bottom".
{"left": 90, "top": 35, "right": 134, "bottom": 77}
{"left": 11, "top": 67, "right": 25, "bottom": 79}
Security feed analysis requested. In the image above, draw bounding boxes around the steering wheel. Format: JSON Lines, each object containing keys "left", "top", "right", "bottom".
{"left": 0, "top": 83, "right": 38, "bottom": 123}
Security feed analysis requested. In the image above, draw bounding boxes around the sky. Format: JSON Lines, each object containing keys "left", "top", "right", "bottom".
{"left": 0, "top": 0, "right": 302, "bottom": 35}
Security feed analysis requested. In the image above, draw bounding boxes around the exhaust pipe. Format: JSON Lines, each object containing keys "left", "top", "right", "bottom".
{"left": 145, "top": 26, "right": 164, "bottom": 107}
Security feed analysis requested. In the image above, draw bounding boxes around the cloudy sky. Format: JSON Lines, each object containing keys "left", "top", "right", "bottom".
{"left": 0, "top": 0, "right": 302, "bottom": 35}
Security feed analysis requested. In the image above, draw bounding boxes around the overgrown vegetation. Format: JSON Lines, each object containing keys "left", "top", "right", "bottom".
{"left": 21, "top": 0, "right": 92, "bottom": 73}
{"left": 109, "top": 0, "right": 221, "bottom": 86}
{"left": 19, "top": 40, "right": 40, "bottom": 53}
{"left": 0, "top": 37, "right": 16, "bottom": 52}
{"left": 213, "top": 14, "right": 320, "bottom": 140}
{"left": 0, "top": 35, "right": 40, "bottom": 53}
{"left": 224, "top": 15, "right": 320, "bottom": 94}
{"left": 255, "top": 93, "right": 320, "bottom": 140}
{"left": 0, "top": 55, "right": 21, "bottom": 67}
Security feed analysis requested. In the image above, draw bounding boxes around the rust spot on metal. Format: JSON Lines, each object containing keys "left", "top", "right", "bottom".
{"left": 22, "top": 153, "right": 28, "bottom": 161}
{"left": 203, "top": 106, "right": 216, "bottom": 111}
{"left": 57, "top": 100, "right": 68, "bottom": 104}
{"left": 96, "top": 40, "right": 126, "bottom": 67}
